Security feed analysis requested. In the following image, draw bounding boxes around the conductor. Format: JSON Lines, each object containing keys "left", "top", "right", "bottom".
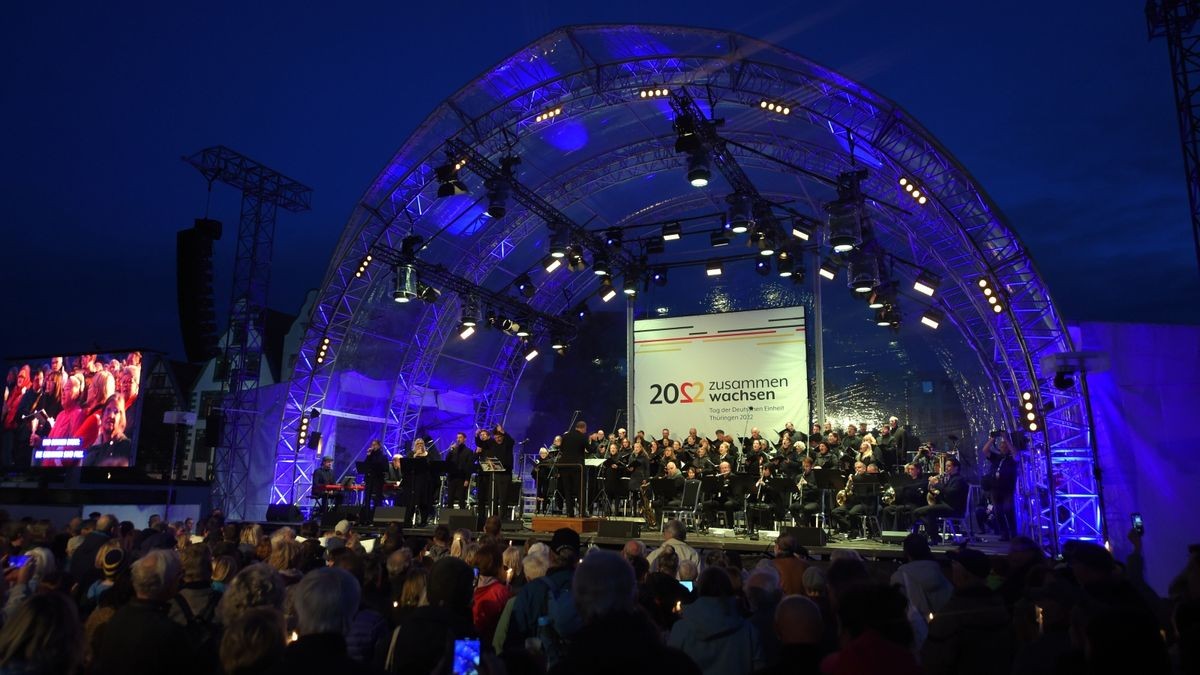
{"left": 558, "top": 420, "right": 588, "bottom": 517}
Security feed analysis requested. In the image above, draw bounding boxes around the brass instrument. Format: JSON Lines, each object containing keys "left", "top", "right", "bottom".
{"left": 836, "top": 474, "right": 854, "bottom": 507}
{"left": 926, "top": 474, "right": 941, "bottom": 506}
{"left": 880, "top": 485, "right": 897, "bottom": 505}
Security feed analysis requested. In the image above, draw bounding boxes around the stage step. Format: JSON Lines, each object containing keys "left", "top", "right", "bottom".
{"left": 531, "top": 515, "right": 602, "bottom": 535}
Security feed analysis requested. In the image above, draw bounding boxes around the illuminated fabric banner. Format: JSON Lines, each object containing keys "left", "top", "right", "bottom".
{"left": 633, "top": 307, "right": 808, "bottom": 439}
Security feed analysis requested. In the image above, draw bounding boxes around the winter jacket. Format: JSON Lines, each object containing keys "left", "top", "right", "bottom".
{"left": 667, "top": 596, "right": 764, "bottom": 675}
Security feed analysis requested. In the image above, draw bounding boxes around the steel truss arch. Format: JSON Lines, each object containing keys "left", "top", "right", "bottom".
{"left": 276, "top": 25, "right": 1100, "bottom": 552}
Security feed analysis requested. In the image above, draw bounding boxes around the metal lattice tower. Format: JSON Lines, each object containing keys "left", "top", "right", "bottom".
{"left": 184, "top": 146, "right": 311, "bottom": 519}
{"left": 1148, "top": 0, "right": 1200, "bottom": 271}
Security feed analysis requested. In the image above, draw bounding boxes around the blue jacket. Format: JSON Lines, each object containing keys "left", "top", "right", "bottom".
{"left": 667, "top": 596, "right": 764, "bottom": 675}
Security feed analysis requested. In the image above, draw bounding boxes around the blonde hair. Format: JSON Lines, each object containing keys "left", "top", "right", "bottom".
{"left": 61, "top": 373, "right": 85, "bottom": 409}
{"left": 240, "top": 523, "right": 264, "bottom": 546}
{"left": 86, "top": 371, "right": 114, "bottom": 410}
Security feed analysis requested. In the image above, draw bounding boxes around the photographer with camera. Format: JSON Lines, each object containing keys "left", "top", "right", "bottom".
{"left": 981, "top": 431, "right": 1018, "bottom": 541}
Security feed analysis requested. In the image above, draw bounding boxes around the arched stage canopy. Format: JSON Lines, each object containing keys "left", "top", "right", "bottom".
{"left": 266, "top": 24, "right": 1101, "bottom": 553}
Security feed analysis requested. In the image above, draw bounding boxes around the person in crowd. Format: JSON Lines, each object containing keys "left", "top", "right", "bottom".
{"left": 219, "top": 606, "right": 286, "bottom": 675}
{"left": 647, "top": 520, "right": 700, "bottom": 576}
{"left": 93, "top": 549, "right": 199, "bottom": 675}
{"left": 745, "top": 570, "right": 784, "bottom": 664}
{"left": 754, "top": 595, "right": 825, "bottom": 675}
{"left": 820, "top": 583, "right": 921, "bottom": 675}
{"left": 549, "top": 550, "right": 701, "bottom": 675}
{"left": 86, "top": 547, "right": 125, "bottom": 604}
{"left": 668, "top": 566, "right": 765, "bottom": 675}
{"left": 472, "top": 543, "right": 511, "bottom": 645}
{"left": 890, "top": 533, "right": 954, "bottom": 631}
{"left": 70, "top": 514, "right": 114, "bottom": 595}
{"left": 0, "top": 591, "right": 84, "bottom": 675}
{"left": 767, "top": 533, "right": 809, "bottom": 596}
{"left": 503, "top": 528, "right": 581, "bottom": 659}
{"left": 449, "top": 528, "right": 473, "bottom": 559}
{"left": 218, "top": 562, "right": 286, "bottom": 626}
{"left": 277, "top": 567, "right": 376, "bottom": 674}
{"left": 81, "top": 394, "right": 132, "bottom": 467}
{"left": 2, "top": 547, "right": 55, "bottom": 622}
{"left": 168, "top": 543, "right": 221, "bottom": 625}
{"left": 389, "top": 556, "right": 477, "bottom": 675}
{"left": 501, "top": 545, "right": 524, "bottom": 587}
{"left": 622, "top": 539, "right": 646, "bottom": 563}
{"left": 921, "top": 547, "right": 1012, "bottom": 675}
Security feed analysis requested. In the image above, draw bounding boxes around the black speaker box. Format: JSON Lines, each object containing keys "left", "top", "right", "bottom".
{"left": 374, "top": 507, "right": 407, "bottom": 524}
{"left": 204, "top": 412, "right": 224, "bottom": 447}
{"left": 781, "top": 526, "right": 827, "bottom": 547}
{"left": 305, "top": 431, "right": 322, "bottom": 450}
{"left": 320, "top": 506, "right": 359, "bottom": 530}
{"left": 265, "top": 504, "right": 302, "bottom": 523}
{"left": 449, "top": 515, "right": 480, "bottom": 533}
{"left": 597, "top": 520, "right": 641, "bottom": 539}
{"left": 439, "top": 508, "right": 475, "bottom": 525}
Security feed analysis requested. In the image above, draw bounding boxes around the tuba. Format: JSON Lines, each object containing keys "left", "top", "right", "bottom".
{"left": 836, "top": 474, "right": 854, "bottom": 507}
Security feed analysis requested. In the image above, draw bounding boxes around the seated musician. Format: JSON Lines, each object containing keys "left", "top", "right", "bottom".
{"left": 691, "top": 444, "right": 716, "bottom": 475}
{"left": 913, "top": 457, "right": 968, "bottom": 544}
{"left": 744, "top": 464, "right": 779, "bottom": 534}
{"left": 777, "top": 437, "right": 803, "bottom": 478}
{"left": 882, "top": 463, "right": 927, "bottom": 530}
{"left": 671, "top": 439, "right": 689, "bottom": 467}
{"left": 715, "top": 441, "right": 735, "bottom": 468}
{"left": 661, "top": 445, "right": 680, "bottom": 473}
{"left": 681, "top": 428, "right": 701, "bottom": 451}
{"left": 914, "top": 445, "right": 938, "bottom": 476}
{"left": 788, "top": 457, "right": 821, "bottom": 524}
{"left": 856, "top": 440, "right": 883, "bottom": 469}
{"left": 663, "top": 461, "right": 685, "bottom": 507}
{"left": 312, "top": 455, "right": 338, "bottom": 512}
{"left": 831, "top": 461, "right": 873, "bottom": 535}
{"left": 743, "top": 439, "right": 767, "bottom": 474}
{"left": 627, "top": 442, "right": 652, "bottom": 523}
{"left": 700, "top": 460, "right": 738, "bottom": 529}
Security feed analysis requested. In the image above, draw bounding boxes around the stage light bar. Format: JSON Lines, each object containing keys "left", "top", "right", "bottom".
{"left": 1021, "top": 390, "right": 1041, "bottom": 432}
{"left": 355, "top": 255, "right": 372, "bottom": 278}
{"left": 978, "top": 277, "right": 1004, "bottom": 314}
{"left": 913, "top": 271, "right": 940, "bottom": 297}
{"left": 542, "top": 255, "right": 562, "bottom": 273}
{"left": 920, "top": 308, "right": 944, "bottom": 329}
{"left": 791, "top": 221, "right": 812, "bottom": 241}
{"left": 315, "top": 337, "right": 331, "bottom": 364}
{"left": 459, "top": 324, "right": 475, "bottom": 340}
{"left": 524, "top": 345, "right": 539, "bottom": 361}
{"left": 623, "top": 278, "right": 638, "bottom": 297}
{"left": 898, "top": 177, "right": 928, "bottom": 205}
{"left": 593, "top": 257, "right": 610, "bottom": 276}
{"left": 662, "top": 222, "right": 682, "bottom": 241}
{"left": 759, "top": 100, "right": 791, "bottom": 115}
{"left": 706, "top": 260, "right": 723, "bottom": 277}
{"left": 710, "top": 230, "right": 731, "bottom": 247}
{"left": 639, "top": 87, "right": 670, "bottom": 98}
{"left": 599, "top": 279, "right": 617, "bottom": 302}
{"left": 534, "top": 107, "right": 562, "bottom": 123}
{"left": 818, "top": 258, "right": 838, "bottom": 281}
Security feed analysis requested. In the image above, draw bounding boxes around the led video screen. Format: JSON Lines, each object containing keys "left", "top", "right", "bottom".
{"left": 2, "top": 352, "right": 145, "bottom": 468}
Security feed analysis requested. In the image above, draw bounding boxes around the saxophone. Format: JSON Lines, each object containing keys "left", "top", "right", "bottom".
{"left": 836, "top": 474, "right": 854, "bottom": 507}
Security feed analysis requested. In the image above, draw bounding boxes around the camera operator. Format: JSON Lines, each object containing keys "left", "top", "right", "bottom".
{"left": 981, "top": 431, "right": 1018, "bottom": 541}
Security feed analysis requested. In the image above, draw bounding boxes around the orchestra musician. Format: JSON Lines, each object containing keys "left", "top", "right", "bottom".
{"left": 558, "top": 419, "right": 588, "bottom": 517}
{"left": 445, "top": 432, "right": 475, "bottom": 508}
{"left": 831, "top": 461, "right": 872, "bottom": 535}
{"left": 359, "top": 440, "right": 389, "bottom": 525}
{"left": 312, "top": 456, "right": 337, "bottom": 513}
{"left": 788, "top": 457, "right": 822, "bottom": 525}
{"left": 744, "top": 464, "right": 779, "bottom": 535}
{"left": 700, "top": 461, "right": 738, "bottom": 529}
{"left": 742, "top": 427, "right": 766, "bottom": 454}
{"left": 882, "top": 463, "right": 927, "bottom": 531}
{"left": 812, "top": 442, "right": 837, "bottom": 471}
{"left": 681, "top": 428, "right": 701, "bottom": 451}
{"left": 691, "top": 445, "right": 716, "bottom": 475}
{"left": 600, "top": 443, "right": 626, "bottom": 511}
{"left": 715, "top": 441, "right": 735, "bottom": 468}
{"left": 743, "top": 439, "right": 768, "bottom": 474}
{"left": 913, "top": 457, "right": 968, "bottom": 544}
{"left": 627, "top": 441, "right": 653, "bottom": 524}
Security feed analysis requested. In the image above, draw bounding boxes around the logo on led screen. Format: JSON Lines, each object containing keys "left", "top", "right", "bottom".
{"left": 648, "top": 377, "right": 790, "bottom": 404}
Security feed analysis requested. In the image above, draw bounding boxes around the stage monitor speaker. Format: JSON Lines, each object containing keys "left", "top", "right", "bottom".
{"left": 439, "top": 508, "right": 475, "bottom": 525}
{"left": 306, "top": 431, "right": 321, "bottom": 450}
{"left": 265, "top": 504, "right": 302, "bottom": 523}
{"left": 597, "top": 520, "right": 641, "bottom": 539}
{"left": 374, "top": 507, "right": 407, "bottom": 524}
{"left": 320, "top": 506, "right": 359, "bottom": 530}
{"left": 881, "top": 530, "right": 911, "bottom": 545}
{"left": 781, "top": 526, "right": 827, "bottom": 548}
{"left": 448, "top": 514, "right": 480, "bottom": 532}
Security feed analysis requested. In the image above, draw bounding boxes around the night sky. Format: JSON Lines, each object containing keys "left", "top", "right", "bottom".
{"left": 2, "top": 1, "right": 1197, "bottom": 363}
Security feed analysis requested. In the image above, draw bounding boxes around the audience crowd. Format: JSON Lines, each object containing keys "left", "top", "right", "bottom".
{"left": 0, "top": 510, "right": 1195, "bottom": 675}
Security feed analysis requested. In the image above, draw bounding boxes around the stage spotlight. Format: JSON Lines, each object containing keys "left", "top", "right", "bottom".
{"left": 867, "top": 287, "right": 889, "bottom": 309}
{"left": 355, "top": 254, "right": 372, "bottom": 278}
{"left": 920, "top": 308, "right": 944, "bottom": 329}
{"left": 524, "top": 344, "right": 539, "bottom": 361}
{"left": 417, "top": 284, "right": 441, "bottom": 303}
{"left": 875, "top": 305, "right": 900, "bottom": 327}
{"left": 826, "top": 200, "right": 862, "bottom": 253}
{"left": 687, "top": 154, "right": 710, "bottom": 187}
{"left": 913, "top": 271, "right": 940, "bottom": 297}
{"left": 499, "top": 318, "right": 519, "bottom": 334}
{"left": 534, "top": 106, "right": 562, "bottom": 123}
{"left": 542, "top": 255, "right": 562, "bottom": 273}
{"left": 728, "top": 194, "right": 754, "bottom": 234}
{"left": 706, "top": 260, "right": 723, "bottom": 277}
{"left": 604, "top": 228, "right": 623, "bottom": 247}
{"left": 651, "top": 267, "right": 668, "bottom": 286}
{"left": 777, "top": 255, "right": 794, "bottom": 278}
{"left": 978, "top": 277, "right": 1004, "bottom": 313}
{"left": 485, "top": 176, "right": 510, "bottom": 219}
{"left": 755, "top": 259, "right": 770, "bottom": 276}
{"left": 638, "top": 87, "right": 670, "bottom": 98}
{"left": 791, "top": 220, "right": 812, "bottom": 241}
{"left": 662, "top": 222, "right": 682, "bottom": 241}
{"left": 316, "top": 337, "right": 330, "bottom": 364}
{"left": 460, "top": 304, "right": 477, "bottom": 327}
{"left": 393, "top": 264, "right": 418, "bottom": 303}
{"left": 515, "top": 273, "right": 535, "bottom": 298}
{"left": 435, "top": 162, "right": 468, "bottom": 198}
{"left": 1053, "top": 372, "right": 1076, "bottom": 390}
{"left": 599, "top": 279, "right": 617, "bottom": 302}
{"left": 623, "top": 277, "right": 638, "bottom": 297}
{"left": 818, "top": 258, "right": 838, "bottom": 281}
{"left": 549, "top": 230, "right": 569, "bottom": 258}
{"left": 459, "top": 323, "right": 475, "bottom": 340}
{"left": 515, "top": 320, "right": 531, "bottom": 338}
{"left": 758, "top": 234, "right": 776, "bottom": 256}
{"left": 1021, "top": 390, "right": 1041, "bottom": 432}
{"left": 593, "top": 257, "right": 610, "bottom": 276}
{"left": 759, "top": 100, "right": 791, "bottom": 115}
{"left": 847, "top": 253, "right": 879, "bottom": 294}
{"left": 550, "top": 334, "right": 568, "bottom": 350}
{"left": 710, "top": 229, "right": 731, "bottom": 247}
{"left": 400, "top": 234, "right": 424, "bottom": 259}
{"left": 567, "top": 250, "right": 587, "bottom": 272}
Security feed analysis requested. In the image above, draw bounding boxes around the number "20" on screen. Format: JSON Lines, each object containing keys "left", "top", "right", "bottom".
{"left": 648, "top": 381, "right": 705, "bottom": 404}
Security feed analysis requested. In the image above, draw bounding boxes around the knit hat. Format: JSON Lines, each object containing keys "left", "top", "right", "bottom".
{"left": 334, "top": 519, "right": 352, "bottom": 536}
{"left": 102, "top": 548, "right": 124, "bottom": 578}
{"left": 549, "top": 527, "right": 581, "bottom": 556}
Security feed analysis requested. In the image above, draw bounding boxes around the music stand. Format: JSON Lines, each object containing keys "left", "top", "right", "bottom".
{"left": 480, "top": 458, "right": 507, "bottom": 518}
{"left": 812, "top": 470, "right": 846, "bottom": 535}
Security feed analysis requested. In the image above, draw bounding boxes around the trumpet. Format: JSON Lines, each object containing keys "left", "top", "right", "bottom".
{"left": 836, "top": 474, "right": 854, "bottom": 507}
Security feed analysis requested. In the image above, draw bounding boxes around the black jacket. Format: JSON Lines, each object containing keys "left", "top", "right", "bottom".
{"left": 559, "top": 429, "right": 588, "bottom": 465}
{"left": 445, "top": 442, "right": 475, "bottom": 478}
{"left": 93, "top": 598, "right": 198, "bottom": 675}
{"left": 269, "top": 632, "right": 382, "bottom": 675}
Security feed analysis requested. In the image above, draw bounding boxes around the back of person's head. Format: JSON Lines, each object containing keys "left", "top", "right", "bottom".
{"left": 902, "top": 533, "right": 933, "bottom": 561}
{"left": 802, "top": 566, "right": 828, "bottom": 597}
{"left": 212, "top": 555, "right": 239, "bottom": 585}
{"left": 219, "top": 563, "right": 286, "bottom": 625}
{"left": 131, "top": 549, "right": 181, "bottom": 602}
{"left": 387, "top": 548, "right": 413, "bottom": 578}
{"left": 523, "top": 550, "right": 550, "bottom": 582}
{"left": 0, "top": 591, "right": 83, "bottom": 673}
{"left": 664, "top": 520, "right": 686, "bottom": 542}
{"left": 450, "top": 529, "right": 473, "bottom": 559}
{"left": 294, "top": 567, "right": 360, "bottom": 637}
{"left": 473, "top": 543, "right": 502, "bottom": 578}
{"left": 573, "top": 550, "right": 637, "bottom": 622}
{"left": 835, "top": 583, "right": 913, "bottom": 648}
{"left": 502, "top": 545, "right": 523, "bottom": 577}
{"left": 746, "top": 569, "right": 783, "bottom": 611}
{"left": 483, "top": 516, "right": 502, "bottom": 537}
{"left": 826, "top": 557, "right": 870, "bottom": 601}
{"left": 775, "top": 594, "right": 823, "bottom": 645}
{"left": 775, "top": 533, "right": 800, "bottom": 557}
{"left": 654, "top": 545, "right": 680, "bottom": 578}
{"left": 180, "top": 543, "right": 213, "bottom": 583}
{"left": 427, "top": 556, "right": 474, "bottom": 618}
{"left": 219, "top": 607, "right": 285, "bottom": 675}
{"left": 630, "top": 554, "right": 650, "bottom": 583}
{"left": 622, "top": 539, "right": 646, "bottom": 561}
{"left": 400, "top": 567, "right": 429, "bottom": 608}
{"left": 95, "top": 514, "right": 115, "bottom": 534}
{"left": 679, "top": 560, "right": 698, "bottom": 582}
{"left": 697, "top": 565, "right": 735, "bottom": 598}
{"left": 329, "top": 547, "right": 364, "bottom": 585}
{"left": 432, "top": 524, "right": 451, "bottom": 545}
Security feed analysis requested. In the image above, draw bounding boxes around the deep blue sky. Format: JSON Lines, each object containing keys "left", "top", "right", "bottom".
{"left": 2, "top": 1, "right": 1197, "bottom": 362}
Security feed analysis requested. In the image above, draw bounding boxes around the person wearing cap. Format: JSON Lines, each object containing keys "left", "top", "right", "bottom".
{"left": 87, "top": 547, "right": 124, "bottom": 602}
{"left": 890, "top": 533, "right": 953, "bottom": 628}
{"left": 921, "top": 547, "right": 1012, "bottom": 675}
{"left": 502, "top": 528, "right": 583, "bottom": 656}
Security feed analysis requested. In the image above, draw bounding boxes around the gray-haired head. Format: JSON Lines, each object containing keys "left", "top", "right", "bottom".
{"left": 293, "top": 567, "right": 361, "bottom": 636}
